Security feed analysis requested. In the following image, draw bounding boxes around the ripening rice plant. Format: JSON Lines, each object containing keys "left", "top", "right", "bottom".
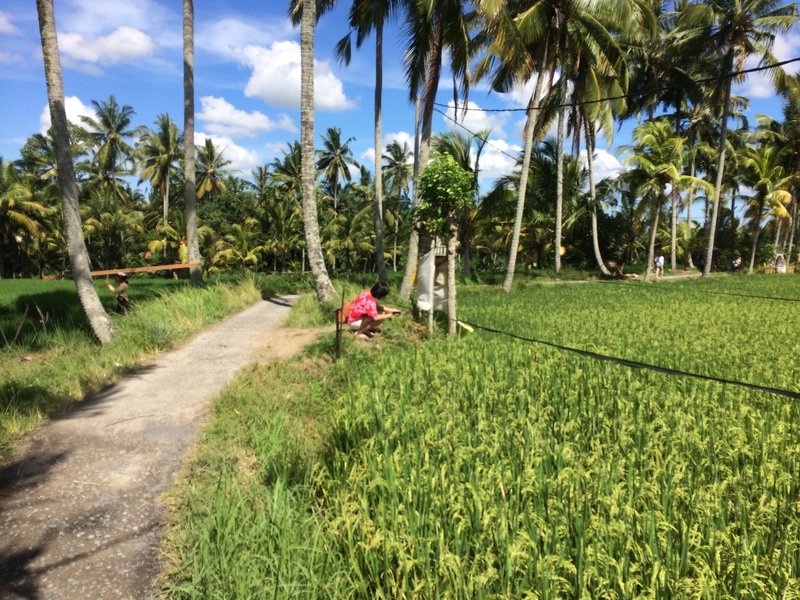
{"left": 308, "top": 277, "right": 800, "bottom": 597}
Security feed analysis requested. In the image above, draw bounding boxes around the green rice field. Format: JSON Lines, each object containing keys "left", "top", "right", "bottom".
{"left": 165, "top": 275, "right": 800, "bottom": 597}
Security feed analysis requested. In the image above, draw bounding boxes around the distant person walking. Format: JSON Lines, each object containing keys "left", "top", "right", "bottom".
{"left": 105, "top": 272, "right": 130, "bottom": 313}
{"left": 654, "top": 253, "right": 665, "bottom": 279}
{"left": 732, "top": 256, "right": 742, "bottom": 272}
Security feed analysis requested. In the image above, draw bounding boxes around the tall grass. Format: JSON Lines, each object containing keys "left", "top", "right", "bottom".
{"left": 0, "top": 277, "right": 264, "bottom": 460}
{"left": 161, "top": 276, "right": 800, "bottom": 598}
{"left": 161, "top": 360, "right": 340, "bottom": 598}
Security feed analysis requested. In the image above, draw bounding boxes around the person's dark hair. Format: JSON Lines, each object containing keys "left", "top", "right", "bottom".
{"left": 370, "top": 281, "right": 390, "bottom": 299}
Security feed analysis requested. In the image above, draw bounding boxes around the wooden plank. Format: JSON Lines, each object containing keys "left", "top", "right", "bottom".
{"left": 41, "top": 263, "right": 202, "bottom": 280}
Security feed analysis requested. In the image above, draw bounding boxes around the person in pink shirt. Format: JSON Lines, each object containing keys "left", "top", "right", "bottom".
{"left": 347, "top": 281, "right": 401, "bottom": 340}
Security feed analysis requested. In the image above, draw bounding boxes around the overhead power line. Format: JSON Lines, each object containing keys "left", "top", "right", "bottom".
{"left": 434, "top": 56, "right": 800, "bottom": 114}
{"left": 434, "top": 107, "right": 519, "bottom": 162}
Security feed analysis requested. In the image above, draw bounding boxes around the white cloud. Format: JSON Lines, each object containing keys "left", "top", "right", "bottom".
{"left": 499, "top": 71, "right": 561, "bottom": 108}
{"left": 59, "top": 0, "right": 172, "bottom": 37}
{"left": 194, "top": 132, "right": 262, "bottom": 174}
{"left": 384, "top": 131, "right": 415, "bottom": 152}
{"left": 0, "top": 51, "right": 21, "bottom": 64}
{"left": 59, "top": 26, "right": 156, "bottom": 67}
{"left": 264, "top": 141, "right": 293, "bottom": 157}
{"left": 579, "top": 148, "right": 624, "bottom": 183}
{"left": 478, "top": 138, "right": 521, "bottom": 184}
{"left": 0, "top": 11, "right": 20, "bottom": 35}
{"left": 443, "top": 100, "right": 507, "bottom": 138}
{"left": 236, "top": 42, "right": 355, "bottom": 111}
{"left": 736, "top": 37, "right": 800, "bottom": 99}
{"left": 197, "top": 96, "right": 296, "bottom": 139}
{"left": 198, "top": 17, "right": 294, "bottom": 58}
{"left": 773, "top": 31, "right": 800, "bottom": 73}
{"left": 361, "top": 148, "right": 376, "bottom": 165}
{"left": 361, "top": 131, "right": 415, "bottom": 168}
{"left": 736, "top": 73, "right": 775, "bottom": 99}
{"left": 39, "top": 96, "right": 97, "bottom": 134}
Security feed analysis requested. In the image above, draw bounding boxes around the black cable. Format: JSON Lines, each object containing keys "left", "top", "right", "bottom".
{"left": 454, "top": 317, "right": 800, "bottom": 400}
{"left": 434, "top": 107, "right": 519, "bottom": 161}
{"left": 436, "top": 56, "right": 800, "bottom": 114}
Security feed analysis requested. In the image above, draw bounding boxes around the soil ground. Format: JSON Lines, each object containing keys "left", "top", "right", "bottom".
{"left": 0, "top": 296, "right": 325, "bottom": 600}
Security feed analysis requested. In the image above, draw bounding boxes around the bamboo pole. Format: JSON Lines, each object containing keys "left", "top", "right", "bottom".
{"left": 41, "top": 263, "right": 202, "bottom": 280}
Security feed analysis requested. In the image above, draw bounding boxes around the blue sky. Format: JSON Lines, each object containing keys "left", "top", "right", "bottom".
{"left": 2, "top": 0, "right": 800, "bottom": 194}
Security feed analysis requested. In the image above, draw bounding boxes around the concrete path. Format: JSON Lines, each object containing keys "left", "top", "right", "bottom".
{"left": 0, "top": 296, "right": 318, "bottom": 599}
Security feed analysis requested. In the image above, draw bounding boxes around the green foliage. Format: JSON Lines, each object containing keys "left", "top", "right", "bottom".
{"left": 416, "top": 152, "right": 474, "bottom": 234}
{"left": 161, "top": 360, "right": 337, "bottom": 598}
{"left": 283, "top": 293, "right": 333, "bottom": 327}
{"left": 163, "top": 276, "right": 800, "bottom": 597}
{"left": 0, "top": 278, "right": 262, "bottom": 460}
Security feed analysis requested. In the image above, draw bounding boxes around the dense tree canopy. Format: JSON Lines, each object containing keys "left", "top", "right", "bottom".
{"left": 5, "top": 0, "right": 799, "bottom": 281}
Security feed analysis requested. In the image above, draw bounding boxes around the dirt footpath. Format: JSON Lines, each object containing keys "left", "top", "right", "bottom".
{"left": 0, "top": 296, "right": 323, "bottom": 600}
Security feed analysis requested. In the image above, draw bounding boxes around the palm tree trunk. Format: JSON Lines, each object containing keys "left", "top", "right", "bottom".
{"left": 399, "top": 95, "right": 423, "bottom": 299}
{"left": 300, "top": 0, "right": 336, "bottom": 302}
{"left": 703, "top": 51, "right": 734, "bottom": 277}
{"left": 162, "top": 177, "right": 170, "bottom": 261}
{"left": 555, "top": 104, "right": 565, "bottom": 273}
{"left": 393, "top": 219, "right": 398, "bottom": 271}
{"left": 748, "top": 205, "right": 763, "bottom": 274}
{"left": 373, "top": 23, "right": 387, "bottom": 282}
{"left": 400, "top": 17, "right": 444, "bottom": 300}
{"left": 686, "top": 151, "right": 696, "bottom": 268}
{"left": 503, "top": 41, "right": 550, "bottom": 293}
{"left": 447, "top": 216, "right": 457, "bottom": 336}
{"left": 670, "top": 190, "right": 678, "bottom": 272}
{"left": 183, "top": 0, "right": 202, "bottom": 285}
{"left": 427, "top": 237, "right": 435, "bottom": 333}
{"left": 787, "top": 194, "right": 797, "bottom": 264}
{"left": 584, "top": 117, "right": 611, "bottom": 276}
{"left": 645, "top": 201, "right": 660, "bottom": 281}
{"left": 730, "top": 192, "right": 737, "bottom": 257}
{"left": 671, "top": 109, "right": 683, "bottom": 272}
{"left": 36, "top": 0, "right": 114, "bottom": 344}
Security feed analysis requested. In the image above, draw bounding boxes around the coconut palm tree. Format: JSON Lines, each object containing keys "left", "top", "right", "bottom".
{"left": 211, "top": 218, "right": 267, "bottom": 271}
{"left": 183, "top": 0, "right": 202, "bottom": 284}
{"left": 0, "top": 162, "right": 51, "bottom": 278}
{"left": 35, "top": 0, "right": 114, "bottom": 343}
{"left": 740, "top": 143, "right": 792, "bottom": 273}
{"left": 80, "top": 96, "right": 137, "bottom": 175}
{"left": 137, "top": 114, "right": 182, "bottom": 231}
{"left": 317, "top": 127, "right": 359, "bottom": 213}
{"left": 335, "top": 0, "right": 403, "bottom": 282}
{"left": 196, "top": 138, "right": 232, "bottom": 201}
{"left": 753, "top": 84, "right": 800, "bottom": 263}
{"left": 249, "top": 164, "right": 271, "bottom": 208}
{"left": 382, "top": 140, "right": 413, "bottom": 200}
{"left": 478, "top": 0, "right": 642, "bottom": 285}
{"left": 292, "top": 0, "right": 337, "bottom": 302}
{"left": 474, "top": 2, "right": 555, "bottom": 290}
{"left": 264, "top": 195, "right": 304, "bottom": 272}
{"left": 624, "top": 118, "right": 711, "bottom": 280}
{"left": 398, "top": 0, "right": 474, "bottom": 300}
{"left": 81, "top": 188, "right": 144, "bottom": 270}
{"left": 677, "top": 0, "right": 798, "bottom": 275}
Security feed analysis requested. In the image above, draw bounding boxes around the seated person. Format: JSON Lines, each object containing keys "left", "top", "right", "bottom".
{"left": 347, "top": 281, "right": 401, "bottom": 340}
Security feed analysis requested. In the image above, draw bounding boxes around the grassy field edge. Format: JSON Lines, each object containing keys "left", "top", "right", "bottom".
{"left": 0, "top": 277, "right": 265, "bottom": 460}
